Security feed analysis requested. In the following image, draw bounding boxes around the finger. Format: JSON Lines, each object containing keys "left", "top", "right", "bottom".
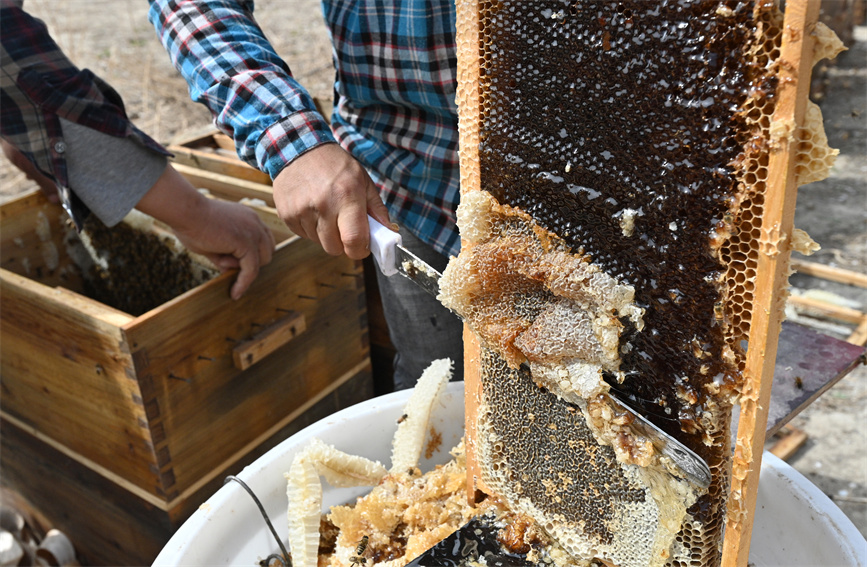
{"left": 283, "top": 215, "right": 309, "bottom": 241}
{"left": 316, "top": 214, "right": 345, "bottom": 256}
{"left": 297, "top": 213, "right": 323, "bottom": 251}
{"left": 259, "top": 224, "right": 276, "bottom": 265}
{"left": 337, "top": 201, "right": 370, "bottom": 260}
{"left": 272, "top": 176, "right": 306, "bottom": 240}
{"left": 231, "top": 248, "right": 261, "bottom": 300}
{"left": 366, "top": 184, "right": 393, "bottom": 231}
{"left": 213, "top": 254, "right": 241, "bottom": 272}
{"left": 275, "top": 195, "right": 311, "bottom": 242}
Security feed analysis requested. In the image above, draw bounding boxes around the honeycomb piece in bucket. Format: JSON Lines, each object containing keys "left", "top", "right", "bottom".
{"left": 390, "top": 358, "right": 453, "bottom": 474}
{"left": 285, "top": 359, "right": 454, "bottom": 567}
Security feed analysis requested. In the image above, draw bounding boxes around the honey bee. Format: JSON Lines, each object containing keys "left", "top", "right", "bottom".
{"left": 349, "top": 556, "right": 366, "bottom": 565}
{"left": 396, "top": 414, "right": 408, "bottom": 424}
{"left": 355, "top": 535, "right": 369, "bottom": 556}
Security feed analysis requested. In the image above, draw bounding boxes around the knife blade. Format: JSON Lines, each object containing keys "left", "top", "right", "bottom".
{"left": 366, "top": 215, "right": 711, "bottom": 489}
{"left": 368, "top": 215, "right": 443, "bottom": 300}
{"left": 601, "top": 392, "right": 712, "bottom": 488}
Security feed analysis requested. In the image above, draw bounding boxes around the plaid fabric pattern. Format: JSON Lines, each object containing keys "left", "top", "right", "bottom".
{"left": 149, "top": 0, "right": 461, "bottom": 257}
{"left": 1, "top": 0, "right": 167, "bottom": 226}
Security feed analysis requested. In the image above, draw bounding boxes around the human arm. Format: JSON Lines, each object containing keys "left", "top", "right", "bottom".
{"left": 1, "top": 1, "right": 274, "bottom": 298}
{"left": 3, "top": 135, "right": 274, "bottom": 298}
{"left": 135, "top": 163, "right": 275, "bottom": 300}
{"left": 148, "top": 0, "right": 392, "bottom": 258}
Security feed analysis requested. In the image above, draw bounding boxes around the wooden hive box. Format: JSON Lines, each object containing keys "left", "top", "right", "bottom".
{"left": 0, "top": 188, "right": 373, "bottom": 565}
{"left": 167, "top": 128, "right": 398, "bottom": 395}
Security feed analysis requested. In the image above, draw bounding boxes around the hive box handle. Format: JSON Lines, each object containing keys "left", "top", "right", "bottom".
{"left": 232, "top": 311, "right": 307, "bottom": 370}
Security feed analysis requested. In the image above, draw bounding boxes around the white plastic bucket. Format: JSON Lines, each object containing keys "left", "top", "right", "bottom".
{"left": 154, "top": 382, "right": 866, "bottom": 567}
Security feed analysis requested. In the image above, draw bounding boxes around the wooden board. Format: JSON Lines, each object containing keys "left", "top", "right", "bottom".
{"left": 850, "top": 318, "right": 867, "bottom": 346}
{"left": 0, "top": 270, "right": 157, "bottom": 492}
{"left": 788, "top": 295, "right": 866, "bottom": 324}
{"left": 173, "top": 163, "right": 275, "bottom": 207}
{"left": 791, "top": 259, "right": 867, "bottom": 288}
{"left": 764, "top": 321, "right": 866, "bottom": 438}
{"left": 232, "top": 310, "right": 307, "bottom": 370}
{"left": 123, "top": 237, "right": 369, "bottom": 498}
{"left": 768, "top": 426, "right": 808, "bottom": 461}
{"left": 0, "top": 416, "right": 170, "bottom": 567}
{"left": 168, "top": 143, "right": 272, "bottom": 186}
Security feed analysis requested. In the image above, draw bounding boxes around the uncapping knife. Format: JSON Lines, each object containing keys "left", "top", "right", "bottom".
{"left": 368, "top": 215, "right": 443, "bottom": 299}
{"left": 367, "top": 215, "right": 711, "bottom": 489}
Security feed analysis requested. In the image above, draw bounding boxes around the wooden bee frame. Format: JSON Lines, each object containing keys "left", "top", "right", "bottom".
{"left": 454, "top": 1, "right": 828, "bottom": 565}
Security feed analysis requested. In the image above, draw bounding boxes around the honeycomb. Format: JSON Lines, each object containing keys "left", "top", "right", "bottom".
{"left": 323, "top": 442, "right": 570, "bottom": 567}
{"left": 795, "top": 101, "right": 838, "bottom": 186}
{"left": 65, "top": 212, "right": 216, "bottom": 315}
{"left": 441, "top": 190, "right": 644, "bottom": 403}
{"left": 445, "top": 1, "right": 842, "bottom": 566}
{"left": 471, "top": 350, "right": 700, "bottom": 567}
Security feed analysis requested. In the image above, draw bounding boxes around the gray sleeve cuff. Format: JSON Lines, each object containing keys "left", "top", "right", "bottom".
{"left": 59, "top": 118, "right": 167, "bottom": 227}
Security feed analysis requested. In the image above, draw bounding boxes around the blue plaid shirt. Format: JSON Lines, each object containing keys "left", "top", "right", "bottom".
{"left": 148, "top": 0, "right": 461, "bottom": 257}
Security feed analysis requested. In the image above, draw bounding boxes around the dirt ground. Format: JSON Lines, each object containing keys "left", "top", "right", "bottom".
{"left": 2, "top": 0, "right": 865, "bottom": 553}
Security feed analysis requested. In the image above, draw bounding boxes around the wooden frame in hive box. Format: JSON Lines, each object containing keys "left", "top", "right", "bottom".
{"left": 0, "top": 190, "right": 373, "bottom": 565}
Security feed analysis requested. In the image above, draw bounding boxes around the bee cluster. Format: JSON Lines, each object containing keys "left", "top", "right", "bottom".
{"left": 67, "top": 214, "right": 217, "bottom": 316}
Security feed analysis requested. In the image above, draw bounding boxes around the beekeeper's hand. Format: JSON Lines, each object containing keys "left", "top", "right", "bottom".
{"left": 271, "top": 143, "right": 392, "bottom": 259}
{"left": 136, "top": 163, "right": 275, "bottom": 300}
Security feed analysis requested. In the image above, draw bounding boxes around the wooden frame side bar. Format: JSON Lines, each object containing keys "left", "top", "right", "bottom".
{"left": 455, "top": 0, "right": 487, "bottom": 503}
{"left": 721, "top": 2, "right": 822, "bottom": 565}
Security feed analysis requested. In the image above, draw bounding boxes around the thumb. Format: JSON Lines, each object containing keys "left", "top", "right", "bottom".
{"left": 365, "top": 185, "right": 395, "bottom": 231}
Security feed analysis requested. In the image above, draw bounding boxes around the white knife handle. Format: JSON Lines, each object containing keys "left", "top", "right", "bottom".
{"left": 368, "top": 215, "right": 401, "bottom": 277}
